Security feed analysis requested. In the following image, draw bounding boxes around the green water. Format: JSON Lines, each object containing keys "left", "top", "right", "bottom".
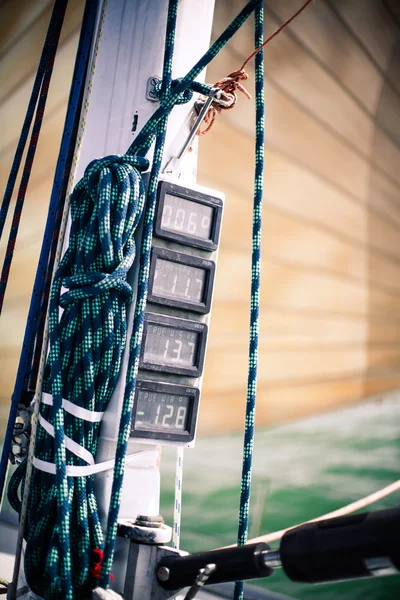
{"left": 160, "top": 395, "right": 400, "bottom": 599}
{"left": 1, "top": 395, "right": 399, "bottom": 598}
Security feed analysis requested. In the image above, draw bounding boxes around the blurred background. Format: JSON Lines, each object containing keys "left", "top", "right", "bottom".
{"left": 1, "top": 0, "right": 400, "bottom": 598}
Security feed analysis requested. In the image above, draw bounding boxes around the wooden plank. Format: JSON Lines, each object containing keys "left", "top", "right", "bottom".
{"left": 203, "top": 343, "right": 400, "bottom": 391}
{"left": 0, "top": 32, "right": 79, "bottom": 156}
{"left": 263, "top": 0, "right": 400, "bottom": 150}
{"left": 237, "top": 10, "right": 374, "bottom": 155}
{"left": 0, "top": 176, "right": 54, "bottom": 252}
{"left": 0, "top": 0, "right": 51, "bottom": 57}
{"left": 206, "top": 41, "right": 363, "bottom": 200}
{"left": 198, "top": 372, "right": 400, "bottom": 432}
{"left": 263, "top": 0, "right": 383, "bottom": 115}
{"left": 212, "top": 2, "right": 400, "bottom": 189}
{"left": 373, "top": 74, "right": 400, "bottom": 148}
{"left": 368, "top": 168, "right": 400, "bottom": 228}
{"left": 0, "top": 109, "right": 67, "bottom": 195}
{"left": 214, "top": 249, "right": 400, "bottom": 318}
{"left": 208, "top": 304, "right": 400, "bottom": 348}
{"left": 330, "top": 0, "right": 400, "bottom": 93}
{"left": 220, "top": 183, "right": 400, "bottom": 295}
{"left": 0, "top": 0, "right": 84, "bottom": 104}
{"left": 0, "top": 243, "right": 40, "bottom": 307}
{"left": 198, "top": 122, "right": 400, "bottom": 263}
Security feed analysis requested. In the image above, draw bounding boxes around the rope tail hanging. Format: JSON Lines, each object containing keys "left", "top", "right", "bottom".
{"left": 234, "top": 4, "right": 265, "bottom": 600}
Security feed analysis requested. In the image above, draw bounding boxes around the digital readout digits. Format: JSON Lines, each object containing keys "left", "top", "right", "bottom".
{"left": 161, "top": 193, "right": 213, "bottom": 240}
{"left": 135, "top": 390, "right": 190, "bottom": 432}
{"left": 143, "top": 324, "right": 198, "bottom": 367}
{"left": 153, "top": 258, "right": 205, "bottom": 303}
{"left": 155, "top": 181, "right": 223, "bottom": 250}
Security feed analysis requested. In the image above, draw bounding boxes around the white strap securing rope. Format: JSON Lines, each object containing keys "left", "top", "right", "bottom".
{"left": 33, "top": 450, "right": 158, "bottom": 477}
{"left": 41, "top": 392, "right": 105, "bottom": 422}
{"left": 38, "top": 414, "right": 95, "bottom": 465}
{"left": 36, "top": 392, "right": 157, "bottom": 476}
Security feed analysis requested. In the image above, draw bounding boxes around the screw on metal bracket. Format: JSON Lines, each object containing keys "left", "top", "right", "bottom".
{"left": 156, "top": 566, "right": 170, "bottom": 583}
{"left": 146, "top": 76, "right": 161, "bottom": 102}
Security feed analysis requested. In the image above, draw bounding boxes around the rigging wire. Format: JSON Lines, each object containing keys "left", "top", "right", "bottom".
{"left": 0, "top": 0, "right": 68, "bottom": 315}
{"left": 0, "top": 0, "right": 99, "bottom": 509}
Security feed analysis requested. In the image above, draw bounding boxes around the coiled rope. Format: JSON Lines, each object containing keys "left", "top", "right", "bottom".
{"left": 98, "top": 0, "right": 264, "bottom": 587}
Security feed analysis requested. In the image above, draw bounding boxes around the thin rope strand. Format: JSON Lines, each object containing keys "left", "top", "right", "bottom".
{"left": 240, "top": 0, "right": 312, "bottom": 71}
{"left": 0, "top": 0, "right": 68, "bottom": 315}
{"left": 234, "top": 3, "right": 265, "bottom": 599}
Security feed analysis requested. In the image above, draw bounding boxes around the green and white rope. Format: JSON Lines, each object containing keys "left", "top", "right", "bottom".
{"left": 234, "top": 4, "right": 265, "bottom": 600}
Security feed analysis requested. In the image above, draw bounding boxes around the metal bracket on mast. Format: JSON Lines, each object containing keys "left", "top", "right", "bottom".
{"left": 122, "top": 544, "right": 184, "bottom": 600}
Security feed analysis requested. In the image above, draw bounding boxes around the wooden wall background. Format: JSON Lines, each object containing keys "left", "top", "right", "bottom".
{"left": 1, "top": 0, "right": 400, "bottom": 435}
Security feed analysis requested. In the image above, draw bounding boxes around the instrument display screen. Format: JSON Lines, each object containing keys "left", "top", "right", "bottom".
{"left": 161, "top": 194, "right": 213, "bottom": 240}
{"left": 148, "top": 247, "right": 215, "bottom": 313}
{"left": 143, "top": 324, "right": 198, "bottom": 368}
{"left": 140, "top": 313, "right": 207, "bottom": 376}
{"left": 131, "top": 380, "right": 199, "bottom": 444}
{"left": 155, "top": 181, "right": 223, "bottom": 250}
{"left": 154, "top": 258, "right": 205, "bottom": 302}
{"left": 135, "top": 390, "right": 190, "bottom": 433}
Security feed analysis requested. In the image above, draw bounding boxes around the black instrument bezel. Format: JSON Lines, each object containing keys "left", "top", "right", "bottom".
{"left": 130, "top": 379, "right": 199, "bottom": 443}
{"left": 148, "top": 246, "right": 215, "bottom": 314}
{"left": 139, "top": 312, "right": 208, "bottom": 377}
{"left": 154, "top": 180, "right": 223, "bottom": 251}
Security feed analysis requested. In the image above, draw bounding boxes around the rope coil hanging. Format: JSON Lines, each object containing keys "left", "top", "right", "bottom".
{"left": 10, "top": 153, "right": 149, "bottom": 600}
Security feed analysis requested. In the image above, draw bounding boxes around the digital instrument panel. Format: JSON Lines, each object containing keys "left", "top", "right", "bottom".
{"left": 130, "top": 380, "right": 199, "bottom": 444}
{"left": 154, "top": 180, "right": 223, "bottom": 250}
{"left": 148, "top": 247, "right": 215, "bottom": 313}
{"left": 140, "top": 313, "right": 207, "bottom": 377}
{"left": 131, "top": 180, "right": 224, "bottom": 446}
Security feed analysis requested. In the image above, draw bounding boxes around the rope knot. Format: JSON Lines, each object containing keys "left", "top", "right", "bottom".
{"left": 57, "top": 153, "right": 149, "bottom": 309}
{"left": 82, "top": 154, "right": 149, "bottom": 199}
{"left": 60, "top": 267, "right": 133, "bottom": 307}
{"left": 197, "top": 69, "right": 251, "bottom": 136}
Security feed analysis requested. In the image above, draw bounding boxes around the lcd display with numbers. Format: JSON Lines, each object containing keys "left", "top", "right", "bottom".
{"left": 162, "top": 194, "right": 213, "bottom": 239}
{"left": 148, "top": 247, "right": 215, "bottom": 313}
{"left": 131, "top": 380, "right": 199, "bottom": 443}
{"left": 155, "top": 181, "right": 223, "bottom": 250}
{"left": 139, "top": 313, "right": 207, "bottom": 377}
